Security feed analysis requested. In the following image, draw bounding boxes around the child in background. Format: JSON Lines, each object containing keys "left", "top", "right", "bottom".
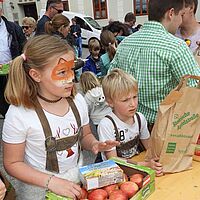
{"left": 2, "top": 35, "right": 119, "bottom": 200}
{"left": 98, "top": 69, "right": 163, "bottom": 176}
{"left": 79, "top": 71, "right": 112, "bottom": 129}
{"left": 82, "top": 38, "right": 102, "bottom": 77}
{"left": 100, "top": 30, "right": 117, "bottom": 76}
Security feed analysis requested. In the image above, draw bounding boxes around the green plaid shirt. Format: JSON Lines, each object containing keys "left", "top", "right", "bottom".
{"left": 110, "top": 21, "right": 200, "bottom": 123}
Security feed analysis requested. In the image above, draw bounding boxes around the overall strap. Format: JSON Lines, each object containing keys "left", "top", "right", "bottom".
{"left": 105, "top": 115, "right": 120, "bottom": 142}
{"left": 34, "top": 97, "right": 82, "bottom": 173}
{"left": 35, "top": 99, "right": 59, "bottom": 173}
{"left": 105, "top": 115, "right": 122, "bottom": 157}
{"left": 135, "top": 112, "right": 146, "bottom": 152}
{"left": 135, "top": 112, "right": 141, "bottom": 133}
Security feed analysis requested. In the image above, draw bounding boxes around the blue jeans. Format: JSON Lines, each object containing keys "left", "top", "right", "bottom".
{"left": 75, "top": 37, "right": 82, "bottom": 58}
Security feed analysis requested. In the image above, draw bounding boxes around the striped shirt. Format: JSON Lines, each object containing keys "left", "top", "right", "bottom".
{"left": 110, "top": 21, "right": 200, "bottom": 123}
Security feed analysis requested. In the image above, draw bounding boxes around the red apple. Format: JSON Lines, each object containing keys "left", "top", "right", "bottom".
{"left": 120, "top": 181, "right": 139, "bottom": 198}
{"left": 103, "top": 184, "right": 119, "bottom": 195}
{"left": 195, "top": 149, "right": 200, "bottom": 156}
{"left": 109, "top": 190, "right": 128, "bottom": 200}
{"left": 80, "top": 187, "right": 88, "bottom": 199}
{"left": 130, "top": 173, "right": 144, "bottom": 188}
{"left": 118, "top": 173, "right": 129, "bottom": 186}
{"left": 88, "top": 189, "right": 108, "bottom": 200}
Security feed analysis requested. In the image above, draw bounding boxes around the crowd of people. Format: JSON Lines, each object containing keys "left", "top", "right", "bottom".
{"left": 0, "top": 0, "right": 200, "bottom": 199}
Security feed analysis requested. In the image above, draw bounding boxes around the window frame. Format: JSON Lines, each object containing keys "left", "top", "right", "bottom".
{"left": 134, "top": 0, "right": 148, "bottom": 16}
{"left": 62, "top": 0, "right": 69, "bottom": 11}
{"left": 93, "top": 0, "right": 108, "bottom": 20}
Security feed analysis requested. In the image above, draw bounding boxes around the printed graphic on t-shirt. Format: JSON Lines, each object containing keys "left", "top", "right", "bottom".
{"left": 114, "top": 128, "right": 139, "bottom": 158}
{"left": 55, "top": 122, "right": 78, "bottom": 158}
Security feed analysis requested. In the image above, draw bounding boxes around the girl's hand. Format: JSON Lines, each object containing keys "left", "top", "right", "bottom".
{"left": 48, "top": 176, "right": 81, "bottom": 199}
{"left": 0, "top": 179, "right": 6, "bottom": 200}
{"left": 91, "top": 140, "right": 120, "bottom": 155}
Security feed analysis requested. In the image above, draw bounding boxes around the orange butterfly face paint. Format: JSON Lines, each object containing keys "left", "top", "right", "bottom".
{"left": 51, "top": 58, "right": 75, "bottom": 86}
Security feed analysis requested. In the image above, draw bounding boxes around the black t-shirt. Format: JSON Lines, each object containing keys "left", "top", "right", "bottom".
{"left": 35, "top": 15, "right": 51, "bottom": 35}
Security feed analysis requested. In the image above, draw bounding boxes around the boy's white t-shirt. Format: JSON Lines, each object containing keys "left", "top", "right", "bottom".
{"left": 2, "top": 94, "right": 89, "bottom": 174}
{"left": 98, "top": 112, "right": 150, "bottom": 160}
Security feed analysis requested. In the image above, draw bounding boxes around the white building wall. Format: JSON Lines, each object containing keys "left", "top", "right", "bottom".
{"left": 1, "top": 0, "right": 200, "bottom": 26}
{"left": 1, "top": 0, "right": 14, "bottom": 21}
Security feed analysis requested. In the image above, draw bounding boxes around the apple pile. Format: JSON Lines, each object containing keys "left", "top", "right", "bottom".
{"left": 79, "top": 173, "right": 144, "bottom": 200}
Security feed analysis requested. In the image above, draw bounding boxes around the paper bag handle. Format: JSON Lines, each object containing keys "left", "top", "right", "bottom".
{"left": 176, "top": 74, "right": 200, "bottom": 91}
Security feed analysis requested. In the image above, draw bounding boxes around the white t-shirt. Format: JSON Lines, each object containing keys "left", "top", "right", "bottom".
{"left": 0, "top": 19, "right": 12, "bottom": 64}
{"left": 176, "top": 28, "right": 200, "bottom": 53}
{"left": 98, "top": 112, "right": 150, "bottom": 160}
{"left": 2, "top": 94, "right": 89, "bottom": 175}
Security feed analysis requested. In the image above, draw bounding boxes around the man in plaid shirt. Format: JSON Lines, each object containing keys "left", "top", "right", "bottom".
{"left": 110, "top": 0, "right": 200, "bottom": 131}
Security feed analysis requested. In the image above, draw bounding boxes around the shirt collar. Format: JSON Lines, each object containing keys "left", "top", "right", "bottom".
{"left": 143, "top": 21, "right": 167, "bottom": 34}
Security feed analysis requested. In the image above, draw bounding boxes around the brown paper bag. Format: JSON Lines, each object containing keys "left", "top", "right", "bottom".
{"left": 0, "top": 172, "right": 16, "bottom": 200}
{"left": 145, "top": 75, "right": 200, "bottom": 173}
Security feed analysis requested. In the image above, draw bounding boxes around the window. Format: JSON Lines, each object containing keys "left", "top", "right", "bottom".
{"left": 84, "top": 17, "right": 101, "bottom": 30}
{"left": 93, "top": 0, "right": 108, "bottom": 19}
{"left": 75, "top": 17, "right": 92, "bottom": 31}
{"left": 62, "top": 0, "right": 69, "bottom": 11}
{"left": 134, "top": 0, "right": 148, "bottom": 16}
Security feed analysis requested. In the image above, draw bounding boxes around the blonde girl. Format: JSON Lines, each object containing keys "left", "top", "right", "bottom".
{"left": 2, "top": 35, "right": 118, "bottom": 200}
{"left": 79, "top": 71, "right": 111, "bottom": 127}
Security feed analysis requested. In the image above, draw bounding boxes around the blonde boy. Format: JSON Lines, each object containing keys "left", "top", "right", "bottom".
{"left": 98, "top": 68, "right": 163, "bottom": 176}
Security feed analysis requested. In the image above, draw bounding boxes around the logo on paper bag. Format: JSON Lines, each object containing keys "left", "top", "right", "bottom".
{"left": 166, "top": 142, "right": 176, "bottom": 153}
{"left": 173, "top": 112, "right": 199, "bottom": 130}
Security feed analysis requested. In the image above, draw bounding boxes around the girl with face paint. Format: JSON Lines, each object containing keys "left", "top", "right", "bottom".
{"left": 2, "top": 35, "right": 119, "bottom": 199}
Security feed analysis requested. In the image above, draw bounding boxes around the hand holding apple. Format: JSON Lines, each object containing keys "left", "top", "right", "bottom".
{"left": 47, "top": 176, "right": 82, "bottom": 199}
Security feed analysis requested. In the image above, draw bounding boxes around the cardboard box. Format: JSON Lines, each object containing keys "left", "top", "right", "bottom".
{"left": 46, "top": 158, "right": 155, "bottom": 200}
{"left": 79, "top": 159, "right": 124, "bottom": 190}
{"left": 46, "top": 191, "right": 72, "bottom": 200}
{"left": 110, "top": 157, "right": 155, "bottom": 200}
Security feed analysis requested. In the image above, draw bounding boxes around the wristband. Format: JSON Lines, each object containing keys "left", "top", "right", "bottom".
{"left": 45, "top": 174, "right": 54, "bottom": 191}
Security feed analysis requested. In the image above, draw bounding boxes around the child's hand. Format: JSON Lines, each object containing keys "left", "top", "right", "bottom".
{"left": 148, "top": 158, "right": 163, "bottom": 177}
{"left": 0, "top": 179, "right": 6, "bottom": 200}
{"left": 48, "top": 176, "right": 81, "bottom": 199}
{"left": 91, "top": 140, "right": 120, "bottom": 155}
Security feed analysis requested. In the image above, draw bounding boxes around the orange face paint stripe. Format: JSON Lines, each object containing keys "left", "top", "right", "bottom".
{"left": 51, "top": 59, "right": 75, "bottom": 81}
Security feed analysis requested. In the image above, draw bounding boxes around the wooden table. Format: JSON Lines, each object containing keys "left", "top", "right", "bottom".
{"left": 133, "top": 152, "right": 200, "bottom": 200}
